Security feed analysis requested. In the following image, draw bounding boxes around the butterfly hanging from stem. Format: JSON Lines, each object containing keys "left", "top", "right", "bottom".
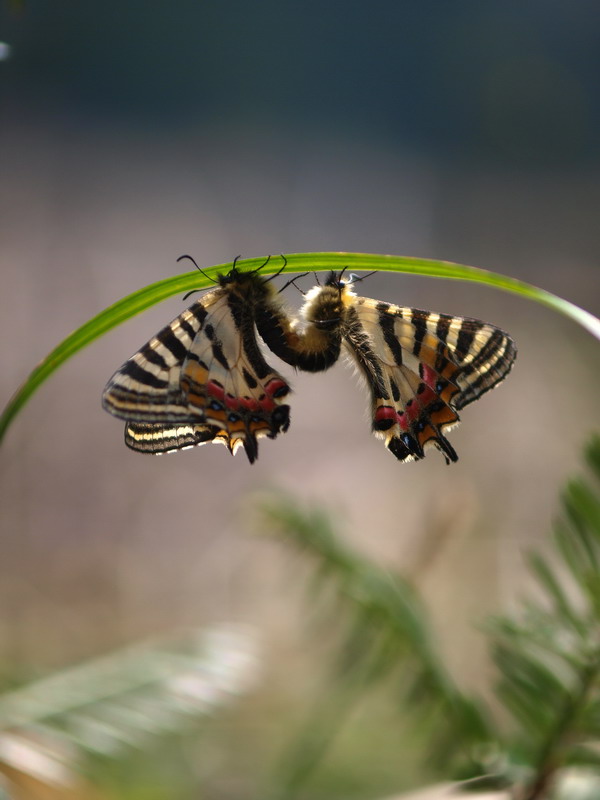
{"left": 258, "top": 269, "right": 517, "bottom": 463}
{"left": 102, "top": 256, "right": 294, "bottom": 464}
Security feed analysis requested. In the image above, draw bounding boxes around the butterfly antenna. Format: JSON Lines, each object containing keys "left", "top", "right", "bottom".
{"left": 182, "top": 289, "right": 202, "bottom": 301}
{"left": 177, "top": 253, "right": 200, "bottom": 270}
{"left": 279, "top": 271, "right": 309, "bottom": 295}
{"left": 253, "top": 254, "right": 272, "bottom": 274}
{"left": 177, "top": 254, "right": 219, "bottom": 285}
{"left": 265, "top": 254, "right": 288, "bottom": 283}
{"left": 349, "top": 270, "right": 377, "bottom": 284}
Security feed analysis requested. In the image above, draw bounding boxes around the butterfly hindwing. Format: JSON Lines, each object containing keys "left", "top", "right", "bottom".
{"left": 124, "top": 422, "right": 220, "bottom": 454}
{"left": 102, "top": 269, "right": 292, "bottom": 463}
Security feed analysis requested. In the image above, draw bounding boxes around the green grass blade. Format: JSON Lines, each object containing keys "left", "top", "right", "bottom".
{"left": 1, "top": 251, "right": 599, "bottom": 445}
{"left": 0, "top": 265, "right": 222, "bottom": 445}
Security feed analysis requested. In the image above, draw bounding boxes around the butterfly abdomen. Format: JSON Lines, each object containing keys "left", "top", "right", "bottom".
{"left": 254, "top": 282, "right": 343, "bottom": 373}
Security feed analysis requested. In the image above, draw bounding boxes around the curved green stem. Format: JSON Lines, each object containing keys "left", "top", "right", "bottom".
{"left": 1, "top": 252, "right": 598, "bottom": 445}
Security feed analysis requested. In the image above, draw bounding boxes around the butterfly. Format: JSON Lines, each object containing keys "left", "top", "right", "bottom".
{"left": 102, "top": 260, "right": 294, "bottom": 464}
{"left": 260, "top": 270, "right": 517, "bottom": 464}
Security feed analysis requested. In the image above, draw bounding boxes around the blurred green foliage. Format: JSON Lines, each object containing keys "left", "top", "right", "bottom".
{"left": 1, "top": 429, "right": 599, "bottom": 797}
{"left": 261, "top": 435, "right": 600, "bottom": 800}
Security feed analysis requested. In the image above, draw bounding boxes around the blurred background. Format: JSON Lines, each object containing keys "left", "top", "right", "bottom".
{"left": 0, "top": 2, "right": 599, "bottom": 798}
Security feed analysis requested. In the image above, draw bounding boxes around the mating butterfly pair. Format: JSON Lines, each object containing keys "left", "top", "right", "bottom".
{"left": 102, "top": 260, "right": 516, "bottom": 464}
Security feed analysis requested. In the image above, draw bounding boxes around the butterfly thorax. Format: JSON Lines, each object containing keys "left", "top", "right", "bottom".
{"left": 302, "top": 282, "right": 346, "bottom": 331}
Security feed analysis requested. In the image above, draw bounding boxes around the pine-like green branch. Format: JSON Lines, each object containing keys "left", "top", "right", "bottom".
{"left": 489, "top": 435, "right": 600, "bottom": 799}
{"left": 0, "top": 625, "right": 259, "bottom": 786}
{"left": 260, "top": 496, "right": 494, "bottom": 795}
{"left": 260, "top": 435, "right": 600, "bottom": 798}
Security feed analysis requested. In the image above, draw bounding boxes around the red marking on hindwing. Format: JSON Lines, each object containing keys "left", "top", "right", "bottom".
{"left": 375, "top": 405, "right": 410, "bottom": 432}
{"left": 405, "top": 402, "right": 421, "bottom": 422}
{"left": 260, "top": 397, "right": 276, "bottom": 413}
{"left": 374, "top": 406, "right": 396, "bottom": 424}
{"left": 207, "top": 381, "right": 225, "bottom": 401}
{"left": 239, "top": 396, "right": 261, "bottom": 412}
{"left": 422, "top": 364, "right": 438, "bottom": 390}
{"left": 418, "top": 385, "right": 437, "bottom": 405}
{"left": 225, "top": 393, "right": 239, "bottom": 410}
{"left": 397, "top": 412, "right": 409, "bottom": 431}
{"left": 264, "top": 378, "right": 289, "bottom": 398}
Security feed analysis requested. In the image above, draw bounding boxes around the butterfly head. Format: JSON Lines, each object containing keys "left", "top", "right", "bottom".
{"left": 218, "top": 266, "right": 278, "bottom": 306}
{"left": 323, "top": 270, "right": 352, "bottom": 290}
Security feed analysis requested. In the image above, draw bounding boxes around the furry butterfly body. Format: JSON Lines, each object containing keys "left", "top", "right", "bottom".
{"left": 102, "top": 268, "right": 291, "bottom": 463}
{"left": 261, "top": 271, "right": 517, "bottom": 464}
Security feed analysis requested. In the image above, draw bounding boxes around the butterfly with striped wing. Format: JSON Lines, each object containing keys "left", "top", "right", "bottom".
{"left": 256, "top": 270, "right": 517, "bottom": 464}
{"left": 102, "top": 266, "right": 292, "bottom": 464}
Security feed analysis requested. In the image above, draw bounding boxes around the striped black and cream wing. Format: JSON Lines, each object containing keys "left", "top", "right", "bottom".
{"left": 176, "top": 287, "right": 292, "bottom": 463}
{"left": 102, "top": 271, "right": 292, "bottom": 463}
{"left": 355, "top": 300, "right": 516, "bottom": 410}
{"left": 124, "top": 422, "right": 220, "bottom": 454}
{"left": 345, "top": 297, "right": 516, "bottom": 463}
{"left": 103, "top": 294, "right": 217, "bottom": 425}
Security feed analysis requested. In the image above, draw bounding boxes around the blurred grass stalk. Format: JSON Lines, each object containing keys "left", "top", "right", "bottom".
{"left": 260, "top": 435, "right": 600, "bottom": 800}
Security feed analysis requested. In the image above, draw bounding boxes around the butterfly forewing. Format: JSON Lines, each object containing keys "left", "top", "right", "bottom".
{"left": 366, "top": 303, "right": 516, "bottom": 406}
{"left": 102, "top": 270, "right": 292, "bottom": 463}
{"left": 103, "top": 301, "right": 210, "bottom": 423}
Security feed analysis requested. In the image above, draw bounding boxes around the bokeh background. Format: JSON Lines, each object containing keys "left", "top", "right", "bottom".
{"left": 1, "top": 2, "right": 599, "bottom": 798}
